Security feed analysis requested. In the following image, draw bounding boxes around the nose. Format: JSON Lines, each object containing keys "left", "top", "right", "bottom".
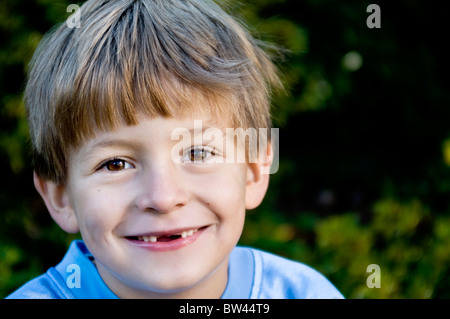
{"left": 135, "top": 162, "right": 189, "bottom": 214}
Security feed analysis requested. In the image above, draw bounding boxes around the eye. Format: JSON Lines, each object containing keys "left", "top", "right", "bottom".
{"left": 99, "top": 158, "right": 134, "bottom": 172}
{"left": 183, "top": 146, "right": 217, "bottom": 163}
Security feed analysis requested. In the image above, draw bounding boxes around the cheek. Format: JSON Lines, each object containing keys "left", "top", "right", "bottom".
{"left": 70, "top": 186, "right": 128, "bottom": 237}
{"left": 190, "top": 165, "right": 248, "bottom": 217}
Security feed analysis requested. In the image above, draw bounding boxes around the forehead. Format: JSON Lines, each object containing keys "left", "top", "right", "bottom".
{"left": 74, "top": 112, "right": 230, "bottom": 153}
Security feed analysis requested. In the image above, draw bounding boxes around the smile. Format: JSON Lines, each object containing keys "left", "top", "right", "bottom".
{"left": 136, "top": 228, "right": 198, "bottom": 243}
{"left": 125, "top": 226, "right": 208, "bottom": 252}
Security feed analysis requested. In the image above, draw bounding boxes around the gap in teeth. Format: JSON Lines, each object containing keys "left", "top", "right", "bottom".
{"left": 138, "top": 229, "right": 198, "bottom": 242}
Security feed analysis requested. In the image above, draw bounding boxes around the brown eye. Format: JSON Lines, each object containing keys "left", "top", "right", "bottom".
{"left": 101, "top": 159, "right": 132, "bottom": 171}
{"left": 181, "top": 146, "right": 219, "bottom": 163}
{"left": 190, "top": 149, "right": 207, "bottom": 162}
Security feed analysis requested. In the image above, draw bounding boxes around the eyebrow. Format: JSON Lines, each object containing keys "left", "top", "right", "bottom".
{"left": 188, "top": 126, "right": 226, "bottom": 135}
{"left": 92, "top": 138, "right": 143, "bottom": 150}
{"left": 188, "top": 119, "right": 227, "bottom": 135}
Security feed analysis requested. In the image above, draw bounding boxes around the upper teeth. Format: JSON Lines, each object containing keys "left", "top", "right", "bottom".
{"left": 138, "top": 229, "right": 198, "bottom": 242}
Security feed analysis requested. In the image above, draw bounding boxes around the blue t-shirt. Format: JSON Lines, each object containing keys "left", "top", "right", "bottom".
{"left": 6, "top": 240, "right": 343, "bottom": 299}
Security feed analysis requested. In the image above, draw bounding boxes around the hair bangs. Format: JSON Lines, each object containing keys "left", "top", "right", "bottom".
{"left": 56, "top": 0, "right": 247, "bottom": 149}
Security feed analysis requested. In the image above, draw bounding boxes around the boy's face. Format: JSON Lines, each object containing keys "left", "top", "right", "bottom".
{"left": 37, "top": 113, "right": 270, "bottom": 298}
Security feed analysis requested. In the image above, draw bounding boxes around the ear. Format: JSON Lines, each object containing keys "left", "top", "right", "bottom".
{"left": 33, "top": 172, "right": 80, "bottom": 234}
{"left": 245, "top": 142, "right": 274, "bottom": 210}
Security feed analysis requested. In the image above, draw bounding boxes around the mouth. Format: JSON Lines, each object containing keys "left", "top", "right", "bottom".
{"left": 127, "top": 227, "right": 202, "bottom": 243}
{"left": 125, "top": 226, "right": 208, "bottom": 251}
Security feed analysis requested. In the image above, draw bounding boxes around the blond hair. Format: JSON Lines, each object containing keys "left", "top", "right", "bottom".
{"left": 26, "top": 0, "right": 282, "bottom": 184}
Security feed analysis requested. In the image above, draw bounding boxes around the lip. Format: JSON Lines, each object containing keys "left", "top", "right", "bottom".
{"left": 125, "top": 225, "right": 208, "bottom": 252}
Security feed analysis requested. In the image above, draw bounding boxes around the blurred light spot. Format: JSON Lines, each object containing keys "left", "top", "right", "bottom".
{"left": 342, "top": 51, "right": 363, "bottom": 72}
{"left": 318, "top": 189, "right": 335, "bottom": 207}
{"left": 443, "top": 139, "right": 450, "bottom": 166}
{"left": 273, "top": 224, "right": 296, "bottom": 243}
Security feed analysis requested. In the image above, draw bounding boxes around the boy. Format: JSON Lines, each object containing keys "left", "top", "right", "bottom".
{"left": 7, "top": 0, "right": 343, "bottom": 299}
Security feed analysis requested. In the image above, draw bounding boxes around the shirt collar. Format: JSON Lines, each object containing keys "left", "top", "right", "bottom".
{"left": 54, "top": 240, "right": 118, "bottom": 299}
{"left": 220, "top": 246, "right": 255, "bottom": 299}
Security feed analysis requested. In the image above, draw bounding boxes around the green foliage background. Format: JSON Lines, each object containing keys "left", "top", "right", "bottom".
{"left": 1, "top": 0, "right": 449, "bottom": 298}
